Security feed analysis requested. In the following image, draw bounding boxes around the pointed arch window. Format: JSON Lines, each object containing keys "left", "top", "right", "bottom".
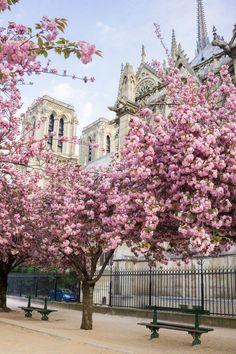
{"left": 48, "top": 114, "right": 54, "bottom": 149}
{"left": 106, "top": 135, "right": 111, "bottom": 154}
{"left": 88, "top": 137, "right": 92, "bottom": 162}
{"left": 58, "top": 118, "right": 64, "bottom": 153}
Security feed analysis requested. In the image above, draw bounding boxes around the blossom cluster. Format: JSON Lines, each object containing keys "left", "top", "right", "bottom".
{"left": 77, "top": 40, "right": 97, "bottom": 64}
{"left": 34, "top": 164, "right": 132, "bottom": 278}
{"left": 0, "top": 166, "right": 41, "bottom": 266}
{"left": 40, "top": 16, "right": 58, "bottom": 41}
{"left": 0, "top": 0, "right": 8, "bottom": 11}
{"left": 115, "top": 64, "right": 236, "bottom": 262}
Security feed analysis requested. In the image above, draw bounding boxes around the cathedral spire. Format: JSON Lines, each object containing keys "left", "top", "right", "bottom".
{"left": 141, "top": 44, "right": 146, "bottom": 64}
{"left": 196, "top": 0, "right": 209, "bottom": 54}
{"left": 171, "top": 29, "right": 178, "bottom": 59}
{"left": 117, "top": 63, "right": 124, "bottom": 99}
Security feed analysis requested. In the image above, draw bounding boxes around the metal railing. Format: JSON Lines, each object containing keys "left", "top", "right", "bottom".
{"left": 93, "top": 267, "right": 236, "bottom": 316}
{"left": 8, "top": 266, "right": 236, "bottom": 317}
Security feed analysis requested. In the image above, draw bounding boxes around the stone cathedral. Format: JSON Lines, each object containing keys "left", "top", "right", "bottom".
{"left": 79, "top": 0, "right": 236, "bottom": 168}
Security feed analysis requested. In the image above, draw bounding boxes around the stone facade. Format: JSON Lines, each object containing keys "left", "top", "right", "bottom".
{"left": 79, "top": 117, "right": 117, "bottom": 166}
{"left": 23, "top": 95, "right": 78, "bottom": 163}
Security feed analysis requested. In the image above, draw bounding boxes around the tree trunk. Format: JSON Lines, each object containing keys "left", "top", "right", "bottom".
{"left": 0, "top": 270, "right": 10, "bottom": 312}
{"left": 80, "top": 281, "right": 94, "bottom": 330}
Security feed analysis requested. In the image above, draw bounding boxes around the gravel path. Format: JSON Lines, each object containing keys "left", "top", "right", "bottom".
{"left": 0, "top": 297, "right": 235, "bottom": 354}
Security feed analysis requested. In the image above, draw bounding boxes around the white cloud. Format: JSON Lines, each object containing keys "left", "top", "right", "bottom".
{"left": 81, "top": 101, "right": 93, "bottom": 120}
{"left": 49, "top": 82, "right": 74, "bottom": 101}
{"left": 78, "top": 101, "right": 94, "bottom": 135}
{"left": 96, "top": 21, "right": 113, "bottom": 33}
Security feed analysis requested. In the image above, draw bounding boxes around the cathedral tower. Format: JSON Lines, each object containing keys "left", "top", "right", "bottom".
{"left": 22, "top": 95, "right": 78, "bottom": 162}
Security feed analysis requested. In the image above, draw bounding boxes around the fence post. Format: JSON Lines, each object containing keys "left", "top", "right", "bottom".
{"left": 200, "top": 257, "right": 204, "bottom": 310}
{"left": 19, "top": 278, "right": 22, "bottom": 297}
{"left": 34, "top": 277, "right": 38, "bottom": 298}
{"left": 149, "top": 266, "right": 152, "bottom": 307}
{"left": 109, "top": 262, "right": 113, "bottom": 307}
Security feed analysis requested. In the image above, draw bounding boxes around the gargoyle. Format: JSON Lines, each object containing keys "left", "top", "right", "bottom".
{"left": 212, "top": 26, "right": 231, "bottom": 55}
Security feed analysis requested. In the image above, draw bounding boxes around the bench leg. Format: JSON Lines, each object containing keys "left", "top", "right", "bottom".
{"left": 24, "top": 310, "right": 33, "bottom": 318}
{"left": 150, "top": 328, "right": 159, "bottom": 340}
{"left": 189, "top": 332, "right": 202, "bottom": 346}
{"left": 41, "top": 313, "right": 49, "bottom": 321}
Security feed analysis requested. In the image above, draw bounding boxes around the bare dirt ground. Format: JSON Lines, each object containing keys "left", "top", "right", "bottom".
{"left": 0, "top": 297, "right": 235, "bottom": 354}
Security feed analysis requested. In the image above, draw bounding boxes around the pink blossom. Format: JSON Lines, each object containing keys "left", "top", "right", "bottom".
{"left": 0, "top": 0, "right": 8, "bottom": 11}
{"left": 77, "top": 41, "right": 96, "bottom": 64}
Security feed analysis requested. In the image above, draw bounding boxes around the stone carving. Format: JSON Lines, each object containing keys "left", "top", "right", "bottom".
{"left": 115, "top": 129, "right": 119, "bottom": 151}
{"left": 135, "top": 79, "right": 155, "bottom": 98}
{"left": 212, "top": 26, "right": 231, "bottom": 55}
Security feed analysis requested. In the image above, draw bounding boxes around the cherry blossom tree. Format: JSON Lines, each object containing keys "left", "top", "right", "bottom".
{"left": 0, "top": 167, "right": 41, "bottom": 311}
{"left": 0, "top": 0, "right": 100, "bottom": 310}
{"left": 116, "top": 63, "right": 236, "bottom": 263}
{"left": 34, "top": 163, "right": 131, "bottom": 329}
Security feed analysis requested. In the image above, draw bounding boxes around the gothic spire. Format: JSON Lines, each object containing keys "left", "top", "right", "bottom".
{"left": 117, "top": 63, "right": 124, "bottom": 99}
{"left": 141, "top": 44, "right": 146, "bottom": 64}
{"left": 196, "top": 0, "right": 209, "bottom": 54}
{"left": 171, "top": 29, "right": 178, "bottom": 59}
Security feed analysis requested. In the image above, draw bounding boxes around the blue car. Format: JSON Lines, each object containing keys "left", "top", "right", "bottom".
{"left": 48, "top": 288, "right": 77, "bottom": 302}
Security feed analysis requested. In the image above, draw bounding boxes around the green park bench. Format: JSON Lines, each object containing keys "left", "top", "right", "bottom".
{"left": 19, "top": 296, "right": 58, "bottom": 321}
{"left": 137, "top": 305, "right": 214, "bottom": 346}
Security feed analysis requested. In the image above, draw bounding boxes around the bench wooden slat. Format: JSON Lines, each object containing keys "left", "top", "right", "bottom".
{"left": 138, "top": 321, "right": 213, "bottom": 331}
{"left": 19, "top": 306, "right": 42, "bottom": 311}
{"left": 138, "top": 322, "right": 213, "bottom": 333}
{"left": 146, "top": 305, "right": 210, "bottom": 315}
{"left": 19, "top": 306, "right": 57, "bottom": 312}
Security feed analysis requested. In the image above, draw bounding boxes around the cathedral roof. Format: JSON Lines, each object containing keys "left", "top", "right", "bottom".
{"left": 81, "top": 117, "right": 112, "bottom": 132}
{"left": 41, "top": 95, "right": 75, "bottom": 111}
{"left": 191, "top": 43, "right": 223, "bottom": 67}
{"left": 87, "top": 153, "right": 114, "bottom": 168}
{"left": 136, "top": 62, "right": 157, "bottom": 78}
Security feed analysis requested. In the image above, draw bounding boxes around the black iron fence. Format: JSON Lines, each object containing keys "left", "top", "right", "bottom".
{"left": 94, "top": 267, "right": 236, "bottom": 316}
{"left": 8, "top": 266, "right": 236, "bottom": 317}
{"left": 7, "top": 272, "right": 81, "bottom": 302}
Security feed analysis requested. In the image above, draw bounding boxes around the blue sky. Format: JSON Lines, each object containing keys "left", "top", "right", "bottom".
{"left": 1, "top": 0, "right": 235, "bottom": 135}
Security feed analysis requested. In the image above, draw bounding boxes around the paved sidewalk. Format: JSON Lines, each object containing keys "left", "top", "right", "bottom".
{"left": 0, "top": 297, "right": 235, "bottom": 354}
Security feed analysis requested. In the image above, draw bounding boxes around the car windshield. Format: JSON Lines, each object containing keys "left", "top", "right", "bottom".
{"left": 63, "top": 289, "right": 73, "bottom": 294}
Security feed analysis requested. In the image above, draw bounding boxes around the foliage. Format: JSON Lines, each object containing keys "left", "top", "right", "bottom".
{"left": 35, "top": 164, "right": 129, "bottom": 279}
{"left": 0, "top": 168, "right": 40, "bottom": 268}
